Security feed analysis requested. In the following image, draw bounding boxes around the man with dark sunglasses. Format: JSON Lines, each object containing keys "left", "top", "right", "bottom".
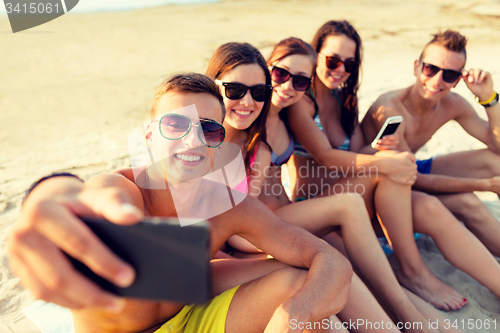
{"left": 362, "top": 30, "right": 500, "bottom": 258}
{"left": 8, "top": 73, "right": 351, "bottom": 333}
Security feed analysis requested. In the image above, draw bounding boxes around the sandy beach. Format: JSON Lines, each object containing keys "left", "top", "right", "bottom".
{"left": 1, "top": 0, "right": 500, "bottom": 331}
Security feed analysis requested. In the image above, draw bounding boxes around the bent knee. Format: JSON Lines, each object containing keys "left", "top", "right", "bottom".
{"left": 271, "top": 267, "right": 308, "bottom": 295}
{"left": 412, "top": 194, "right": 444, "bottom": 228}
{"left": 483, "top": 152, "right": 500, "bottom": 175}
{"left": 413, "top": 193, "right": 458, "bottom": 233}
{"left": 331, "top": 193, "right": 366, "bottom": 217}
{"left": 453, "top": 192, "right": 483, "bottom": 211}
{"left": 412, "top": 193, "right": 442, "bottom": 216}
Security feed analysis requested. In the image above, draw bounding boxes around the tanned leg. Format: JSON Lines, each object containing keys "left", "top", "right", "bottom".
{"left": 412, "top": 192, "right": 500, "bottom": 301}
{"left": 437, "top": 192, "right": 500, "bottom": 256}
{"left": 430, "top": 149, "right": 500, "bottom": 180}
{"left": 227, "top": 267, "right": 401, "bottom": 333}
{"left": 275, "top": 192, "right": 435, "bottom": 332}
{"left": 372, "top": 182, "right": 466, "bottom": 311}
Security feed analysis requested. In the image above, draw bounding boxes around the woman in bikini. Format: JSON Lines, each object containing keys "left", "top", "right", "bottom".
{"left": 287, "top": 19, "right": 500, "bottom": 312}
{"left": 206, "top": 39, "right": 463, "bottom": 333}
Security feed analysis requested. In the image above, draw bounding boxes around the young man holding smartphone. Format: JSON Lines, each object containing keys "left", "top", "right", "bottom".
{"left": 361, "top": 30, "right": 500, "bottom": 257}
{"left": 8, "top": 73, "right": 352, "bottom": 333}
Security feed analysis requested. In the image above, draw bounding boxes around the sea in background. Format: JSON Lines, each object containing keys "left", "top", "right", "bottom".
{"left": 0, "top": 0, "right": 222, "bottom": 15}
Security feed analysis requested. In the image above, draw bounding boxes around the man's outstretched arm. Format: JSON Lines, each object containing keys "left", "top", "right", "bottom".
{"left": 8, "top": 174, "right": 141, "bottom": 311}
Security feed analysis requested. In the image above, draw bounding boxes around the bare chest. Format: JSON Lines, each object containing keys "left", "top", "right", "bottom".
{"left": 403, "top": 111, "right": 451, "bottom": 153}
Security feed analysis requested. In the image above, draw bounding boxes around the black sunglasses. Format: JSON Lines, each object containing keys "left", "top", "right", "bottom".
{"left": 271, "top": 66, "right": 312, "bottom": 91}
{"left": 322, "top": 54, "right": 357, "bottom": 73}
{"left": 215, "top": 80, "right": 272, "bottom": 102}
{"left": 421, "top": 62, "right": 462, "bottom": 83}
{"left": 159, "top": 113, "right": 225, "bottom": 148}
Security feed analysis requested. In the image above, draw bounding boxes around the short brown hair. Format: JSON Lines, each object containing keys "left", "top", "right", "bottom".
{"left": 419, "top": 30, "right": 467, "bottom": 62}
{"left": 151, "top": 73, "right": 225, "bottom": 120}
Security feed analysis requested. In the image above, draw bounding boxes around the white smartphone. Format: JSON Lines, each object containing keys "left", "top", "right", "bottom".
{"left": 371, "top": 115, "right": 403, "bottom": 149}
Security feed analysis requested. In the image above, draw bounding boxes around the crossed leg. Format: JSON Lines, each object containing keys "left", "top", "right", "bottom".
{"left": 274, "top": 193, "right": 434, "bottom": 330}
{"left": 430, "top": 149, "right": 500, "bottom": 180}
{"left": 411, "top": 191, "right": 500, "bottom": 300}
{"left": 324, "top": 233, "right": 464, "bottom": 333}
{"left": 327, "top": 175, "right": 466, "bottom": 311}
{"left": 429, "top": 149, "right": 500, "bottom": 255}
{"left": 224, "top": 191, "right": 438, "bottom": 331}
{"left": 436, "top": 192, "right": 500, "bottom": 256}
{"left": 214, "top": 258, "right": 400, "bottom": 333}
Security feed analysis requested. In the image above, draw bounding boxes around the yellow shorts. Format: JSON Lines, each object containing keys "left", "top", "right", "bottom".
{"left": 154, "top": 285, "right": 240, "bottom": 333}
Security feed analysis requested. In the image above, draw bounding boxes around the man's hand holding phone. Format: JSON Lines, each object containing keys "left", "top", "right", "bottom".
{"left": 373, "top": 133, "right": 399, "bottom": 151}
{"left": 7, "top": 177, "right": 140, "bottom": 312}
{"left": 371, "top": 115, "right": 403, "bottom": 150}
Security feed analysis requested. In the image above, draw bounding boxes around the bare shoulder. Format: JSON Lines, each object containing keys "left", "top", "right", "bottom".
{"left": 441, "top": 91, "right": 475, "bottom": 118}
{"left": 88, "top": 169, "right": 137, "bottom": 188}
{"left": 87, "top": 169, "right": 145, "bottom": 211}
{"left": 288, "top": 92, "right": 316, "bottom": 118}
{"left": 371, "top": 89, "right": 406, "bottom": 114}
{"left": 364, "top": 88, "right": 408, "bottom": 124}
{"left": 257, "top": 140, "right": 271, "bottom": 158}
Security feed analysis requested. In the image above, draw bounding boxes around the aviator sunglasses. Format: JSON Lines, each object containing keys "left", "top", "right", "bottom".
{"left": 321, "top": 54, "right": 357, "bottom": 73}
{"left": 158, "top": 113, "right": 226, "bottom": 148}
{"left": 215, "top": 79, "right": 272, "bottom": 102}
{"left": 271, "top": 66, "right": 313, "bottom": 91}
{"left": 421, "top": 62, "right": 462, "bottom": 83}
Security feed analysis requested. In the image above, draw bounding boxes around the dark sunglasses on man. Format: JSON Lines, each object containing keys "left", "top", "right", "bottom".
{"left": 321, "top": 54, "right": 357, "bottom": 73}
{"left": 215, "top": 80, "right": 272, "bottom": 102}
{"left": 421, "top": 62, "right": 462, "bottom": 83}
{"left": 271, "top": 66, "right": 313, "bottom": 91}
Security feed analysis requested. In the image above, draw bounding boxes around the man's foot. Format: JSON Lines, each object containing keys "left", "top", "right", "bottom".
{"left": 396, "top": 268, "right": 467, "bottom": 311}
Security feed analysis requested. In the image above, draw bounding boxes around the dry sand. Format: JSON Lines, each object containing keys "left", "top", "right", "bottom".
{"left": 1, "top": 0, "right": 500, "bottom": 331}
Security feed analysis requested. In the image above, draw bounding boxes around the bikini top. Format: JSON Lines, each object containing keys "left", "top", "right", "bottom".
{"left": 293, "top": 89, "right": 351, "bottom": 158}
{"left": 233, "top": 145, "right": 259, "bottom": 194}
{"left": 271, "top": 133, "right": 294, "bottom": 167}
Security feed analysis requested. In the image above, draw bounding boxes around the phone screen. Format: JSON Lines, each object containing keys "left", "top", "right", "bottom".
{"left": 381, "top": 122, "right": 400, "bottom": 137}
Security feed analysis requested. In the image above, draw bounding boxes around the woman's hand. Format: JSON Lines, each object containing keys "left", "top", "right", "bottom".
{"left": 375, "top": 150, "right": 417, "bottom": 185}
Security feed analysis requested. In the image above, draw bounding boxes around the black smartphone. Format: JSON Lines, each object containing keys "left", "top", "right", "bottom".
{"left": 67, "top": 216, "right": 211, "bottom": 304}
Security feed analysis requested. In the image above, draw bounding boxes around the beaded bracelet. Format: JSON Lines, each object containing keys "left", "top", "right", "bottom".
{"left": 22, "top": 172, "right": 83, "bottom": 205}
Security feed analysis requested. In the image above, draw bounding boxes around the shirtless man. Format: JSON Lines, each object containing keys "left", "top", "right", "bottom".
{"left": 362, "top": 30, "right": 500, "bottom": 258}
{"left": 361, "top": 30, "right": 500, "bottom": 304}
{"left": 8, "top": 73, "right": 352, "bottom": 333}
